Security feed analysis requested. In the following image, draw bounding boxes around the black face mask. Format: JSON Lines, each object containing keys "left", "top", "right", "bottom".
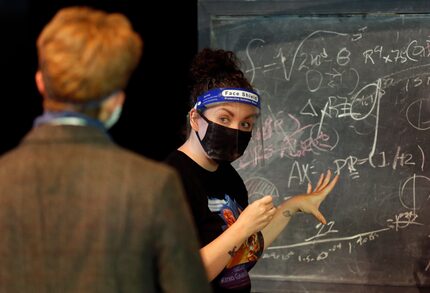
{"left": 196, "top": 113, "right": 252, "bottom": 163}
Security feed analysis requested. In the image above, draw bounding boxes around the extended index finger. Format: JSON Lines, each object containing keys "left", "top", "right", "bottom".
{"left": 313, "top": 173, "right": 324, "bottom": 191}
{"left": 321, "top": 173, "right": 339, "bottom": 195}
{"left": 316, "top": 169, "right": 332, "bottom": 192}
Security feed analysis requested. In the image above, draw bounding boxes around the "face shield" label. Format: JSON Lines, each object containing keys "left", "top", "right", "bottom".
{"left": 194, "top": 88, "right": 261, "bottom": 111}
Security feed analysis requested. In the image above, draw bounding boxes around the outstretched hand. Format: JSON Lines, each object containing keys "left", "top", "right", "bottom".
{"left": 288, "top": 169, "right": 339, "bottom": 224}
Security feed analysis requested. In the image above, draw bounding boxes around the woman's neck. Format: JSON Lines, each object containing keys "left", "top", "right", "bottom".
{"left": 178, "top": 137, "right": 218, "bottom": 172}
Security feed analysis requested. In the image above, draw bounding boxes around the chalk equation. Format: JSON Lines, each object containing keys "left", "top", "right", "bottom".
{"left": 262, "top": 208, "right": 423, "bottom": 261}
{"left": 218, "top": 13, "right": 430, "bottom": 285}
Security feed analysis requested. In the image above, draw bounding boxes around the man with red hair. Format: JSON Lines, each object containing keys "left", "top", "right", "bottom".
{"left": 0, "top": 6, "right": 210, "bottom": 293}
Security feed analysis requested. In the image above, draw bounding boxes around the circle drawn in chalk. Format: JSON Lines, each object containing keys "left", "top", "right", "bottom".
{"left": 245, "top": 177, "right": 279, "bottom": 203}
{"left": 399, "top": 174, "right": 430, "bottom": 210}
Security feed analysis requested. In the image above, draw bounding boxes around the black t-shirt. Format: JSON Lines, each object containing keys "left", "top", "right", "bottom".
{"left": 165, "top": 150, "right": 264, "bottom": 293}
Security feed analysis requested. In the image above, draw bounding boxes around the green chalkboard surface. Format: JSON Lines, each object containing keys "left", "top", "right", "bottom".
{"left": 204, "top": 8, "right": 430, "bottom": 292}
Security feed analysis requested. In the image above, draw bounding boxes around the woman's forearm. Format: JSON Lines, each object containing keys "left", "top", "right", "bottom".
{"left": 199, "top": 221, "right": 250, "bottom": 281}
{"left": 261, "top": 198, "right": 298, "bottom": 248}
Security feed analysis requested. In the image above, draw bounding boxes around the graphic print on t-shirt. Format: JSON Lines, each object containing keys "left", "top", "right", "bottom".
{"left": 208, "top": 195, "right": 264, "bottom": 290}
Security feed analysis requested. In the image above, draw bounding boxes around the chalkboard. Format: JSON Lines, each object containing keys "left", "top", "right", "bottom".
{"left": 200, "top": 2, "right": 430, "bottom": 292}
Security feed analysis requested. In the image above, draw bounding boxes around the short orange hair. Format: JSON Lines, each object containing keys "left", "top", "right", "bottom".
{"left": 37, "top": 6, "right": 143, "bottom": 104}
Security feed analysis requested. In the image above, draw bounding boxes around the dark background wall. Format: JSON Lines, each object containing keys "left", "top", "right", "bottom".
{"left": 0, "top": 0, "right": 198, "bottom": 161}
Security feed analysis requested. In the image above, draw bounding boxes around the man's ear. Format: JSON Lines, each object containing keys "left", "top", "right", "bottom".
{"left": 102, "top": 91, "right": 125, "bottom": 111}
{"left": 108, "top": 91, "right": 125, "bottom": 110}
{"left": 98, "top": 91, "right": 125, "bottom": 121}
{"left": 35, "top": 70, "right": 45, "bottom": 96}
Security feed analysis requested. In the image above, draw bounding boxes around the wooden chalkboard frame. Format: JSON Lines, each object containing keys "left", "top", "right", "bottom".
{"left": 198, "top": 0, "right": 430, "bottom": 49}
{"left": 198, "top": 1, "right": 430, "bottom": 292}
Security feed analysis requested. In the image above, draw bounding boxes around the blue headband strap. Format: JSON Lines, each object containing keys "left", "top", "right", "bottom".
{"left": 194, "top": 88, "right": 260, "bottom": 111}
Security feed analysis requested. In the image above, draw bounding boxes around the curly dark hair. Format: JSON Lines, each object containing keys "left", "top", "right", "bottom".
{"left": 188, "top": 48, "right": 254, "bottom": 107}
